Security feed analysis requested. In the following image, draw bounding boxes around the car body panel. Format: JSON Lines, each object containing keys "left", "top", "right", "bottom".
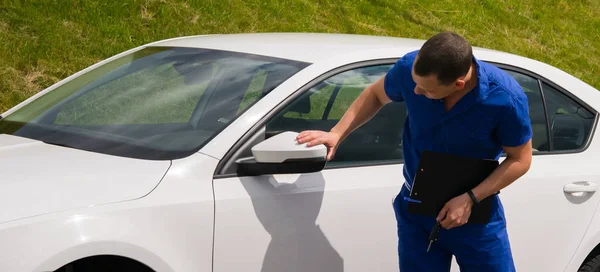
{"left": 0, "top": 152, "right": 217, "bottom": 272}
{"left": 0, "top": 134, "right": 171, "bottom": 224}
{"left": 498, "top": 150, "right": 600, "bottom": 272}
{"left": 567, "top": 202, "right": 600, "bottom": 272}
{"left": 213, "top": 165, "right": 403, "bottom": 272}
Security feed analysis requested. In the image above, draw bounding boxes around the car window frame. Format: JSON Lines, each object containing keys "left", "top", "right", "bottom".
{"left": 214, "top": 59, "right": 401, "bottom": 178}
{"left": 491, "top": 62, "right": 599, "bottom": 156}
{"left": 266, "top": 63, "right": 403, "bottom": 168}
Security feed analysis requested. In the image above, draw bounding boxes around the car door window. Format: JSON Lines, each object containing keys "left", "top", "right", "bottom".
{"left": 266, "top": 64, "right": 407, "bottom": 167}
{"left": 503, "top": 68, "right": 596, "bottom": 152}
{"left": 502, "top": 70, "right": 550, "bottom": 152}
{"left": 541, "top": 82, "right": 595, "bottom": 151}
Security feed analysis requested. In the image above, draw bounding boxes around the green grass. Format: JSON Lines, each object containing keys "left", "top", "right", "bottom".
{"left": 1, "top": 0, "right": 599, "bottom": 113}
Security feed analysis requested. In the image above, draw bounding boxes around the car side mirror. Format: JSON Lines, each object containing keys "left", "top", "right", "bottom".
{"left": 236, "top": 131, "right": 327, "bottom": 176}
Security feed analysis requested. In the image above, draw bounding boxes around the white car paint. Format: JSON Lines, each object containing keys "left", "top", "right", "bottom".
{"left": 1, "top": 33, "right": 600, "bottom": 272}
{"left": 213, "top": 164, "right": 403, "bottom": 272}
{"left": 0, "top": 152, "right": 217, "bottom": 272}
{"left": 0, "top": 134, "right": 170, "bottom": 224}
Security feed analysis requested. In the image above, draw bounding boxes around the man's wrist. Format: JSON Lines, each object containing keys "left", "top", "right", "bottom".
{"left": 466, "top": 190, "right": 479, "bottom": 205}
{"left": 329, "top": 129, "right": 343, "bottom": 140}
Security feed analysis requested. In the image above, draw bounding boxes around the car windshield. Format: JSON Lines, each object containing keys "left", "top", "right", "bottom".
{"left": 0, "top": 47, "right": 309, "bottom": 160}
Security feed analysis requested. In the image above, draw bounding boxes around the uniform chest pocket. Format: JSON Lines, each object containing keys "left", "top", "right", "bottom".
{"left": 445, "top": 117, "right": 497, "bottom": 144}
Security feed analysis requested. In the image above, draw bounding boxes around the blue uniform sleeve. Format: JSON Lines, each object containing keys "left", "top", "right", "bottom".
{"left": 496, "top": 93, "right": 533, "bottom": 147}
{"left": 383, "top": 54, "right": 414, "bottom": 103}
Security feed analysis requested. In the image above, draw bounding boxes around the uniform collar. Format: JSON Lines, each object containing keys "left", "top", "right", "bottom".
{"left": 473, "top": 57, "right": 490, "bottom": 101}
{"left": 440, "top": 57, "right": 489, "bottom": 122}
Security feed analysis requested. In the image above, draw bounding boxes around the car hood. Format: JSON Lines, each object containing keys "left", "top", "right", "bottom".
{"left": 0, "top": 134, "right": 171, "bottom": 224}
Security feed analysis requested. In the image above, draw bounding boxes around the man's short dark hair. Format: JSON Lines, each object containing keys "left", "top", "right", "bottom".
{"left": 414, "top": 32, "right": 473, "bottom": 85}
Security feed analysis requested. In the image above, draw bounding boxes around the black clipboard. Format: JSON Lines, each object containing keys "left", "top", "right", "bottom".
{"left": 406, "top": 150, "right": 499, "bottom": 224}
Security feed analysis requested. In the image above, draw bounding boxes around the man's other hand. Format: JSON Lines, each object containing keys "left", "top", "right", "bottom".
{"left": 296, "top": 130, "right": 341, "bottom": 161}
{"left": 436, "top": 193, "right": 474, "bottom": 229}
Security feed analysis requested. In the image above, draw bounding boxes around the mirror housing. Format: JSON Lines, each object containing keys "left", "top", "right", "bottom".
{"left": 236, "top": 131, "right": 327, "bottom": 176}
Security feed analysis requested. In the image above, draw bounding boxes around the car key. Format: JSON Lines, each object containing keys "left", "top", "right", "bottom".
{"left": 427, "top": 221, "right": 441, "bottom": 252}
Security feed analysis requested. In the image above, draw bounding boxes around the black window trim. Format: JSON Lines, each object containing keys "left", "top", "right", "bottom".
{"left": 491, "top": 62, "right": 599, "bottom": 156}
{"left": 213, "top": 58, "right": 401, "bottom": 178}
{"left": 536, "top": 78, "right": 554, "bottom": 151}
{"left": 214, "top": 59, "right": 600, "bottom": 179}
{"left": 322, "top": 83, "right": 343, "bottom": 120}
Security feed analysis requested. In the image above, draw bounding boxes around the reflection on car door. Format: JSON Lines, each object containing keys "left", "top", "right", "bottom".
{"left": 212, "top": 166, "right": 403, "bottom": 271}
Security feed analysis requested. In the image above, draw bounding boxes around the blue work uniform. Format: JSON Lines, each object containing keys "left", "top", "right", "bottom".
{"left": 384, "top": 50, "right": 532, "bottom": 271}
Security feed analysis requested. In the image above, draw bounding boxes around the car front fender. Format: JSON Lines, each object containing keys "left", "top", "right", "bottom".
{"left": 0, "top": 200, "right": 213, "bottom": 272}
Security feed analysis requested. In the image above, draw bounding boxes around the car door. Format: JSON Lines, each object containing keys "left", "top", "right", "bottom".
{"left": 212, "top": 62, "right": 408, "bottom": 272}
{"left": 455, "top": 66, "right": 600, "bottom": 272}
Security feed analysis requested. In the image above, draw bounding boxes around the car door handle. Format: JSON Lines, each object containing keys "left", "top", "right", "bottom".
{"left": 564, "top": 182, "right": 598, "bottom": 193}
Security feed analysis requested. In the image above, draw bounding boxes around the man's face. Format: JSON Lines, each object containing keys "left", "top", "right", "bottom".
{"left": 411, "top": 71, "right": 458, "bottom": 100}
{"left": 411, "top": 67, "right": 468, "bottom": 100}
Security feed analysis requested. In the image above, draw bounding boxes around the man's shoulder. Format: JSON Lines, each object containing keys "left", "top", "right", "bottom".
{"left": 383, "top": 50, "right": 419, "bottom": 102}
{"left": 479, "top": 60, "right": 527, "bottom": 105}
{"left": 389, "top": 50, "right": 419, "bottom": 71}
{"left": 402, "top": 50, "right": 420, "bottom": 61}
{"left": 398, "top": 50, "right": 419, "bottom": 66}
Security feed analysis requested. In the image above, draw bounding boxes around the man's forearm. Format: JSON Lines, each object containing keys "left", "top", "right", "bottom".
{"left": 471, "top": 155, "right": 530, "bottom": 202}
{"left": 330, "top": 86, "right": 386, "bottom": 142}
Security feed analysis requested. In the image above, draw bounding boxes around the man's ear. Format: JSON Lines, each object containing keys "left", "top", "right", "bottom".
{"left": 454, "top": 79, "right": 466, "bottom": 90}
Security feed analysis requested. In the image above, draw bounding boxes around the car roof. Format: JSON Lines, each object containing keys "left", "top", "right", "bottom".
{"left": 150, "top": 32, "right": 500, "bottom": 63}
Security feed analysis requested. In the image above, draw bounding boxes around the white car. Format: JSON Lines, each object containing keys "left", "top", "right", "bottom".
{"left": 1, "top": 33, "right": 599, "bottom": 272}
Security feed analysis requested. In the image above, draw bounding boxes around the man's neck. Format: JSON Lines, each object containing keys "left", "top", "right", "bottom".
{"left": 464, "top": 62, "right": 478, "bottom": 92}
{"left": 443, "top": 63, "right": 478, "bottom": 112}
{"left": 449, "top": 63, "right": 478, "bottom": 101}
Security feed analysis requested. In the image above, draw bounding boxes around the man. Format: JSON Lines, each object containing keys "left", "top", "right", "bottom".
{"left": 296, "top": 32, "right": 532, "bottom": 271}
